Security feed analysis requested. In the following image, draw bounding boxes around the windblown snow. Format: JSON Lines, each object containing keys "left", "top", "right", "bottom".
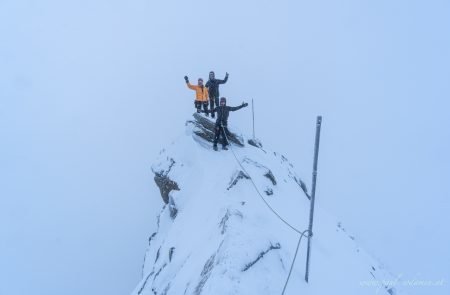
{"left": 131, "top": 114, "right": 402, "bottom": 295}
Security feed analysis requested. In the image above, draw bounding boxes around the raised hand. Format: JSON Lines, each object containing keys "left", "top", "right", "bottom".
{"left": 184, "top": 76, "right": 189, "bottom": 83}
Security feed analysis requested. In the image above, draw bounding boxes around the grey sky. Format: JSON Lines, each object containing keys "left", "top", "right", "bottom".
{"left": 1, "top": 0, "right": 449, "bottom": 295}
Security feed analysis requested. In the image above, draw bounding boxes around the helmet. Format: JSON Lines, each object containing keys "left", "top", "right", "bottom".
{"left": 220, "top": 97, "right": 226, "bottom": 105}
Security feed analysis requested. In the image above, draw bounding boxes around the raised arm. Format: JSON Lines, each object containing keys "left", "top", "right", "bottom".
{"left": 228, "top": 102, "right": 248, "bottom": 111}
{"left": 186, "top": 83, "right": 196, "bottom": 90}
{"left": 184, "top": 76, "right": 196, "bottom": 90}
{"left": 217, "top": 72, "right": 229, "bottom": 84}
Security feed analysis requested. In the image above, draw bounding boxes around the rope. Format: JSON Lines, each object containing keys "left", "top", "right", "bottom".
{"left": 281, "top": 229, "right": 311, "bottom": 295}
{"left": 220, "top": 125, "right": 312, "bottom": 294}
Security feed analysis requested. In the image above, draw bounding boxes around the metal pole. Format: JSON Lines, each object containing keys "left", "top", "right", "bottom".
{"left": 252, "top": 98, "right": 255, "bottom": 139}
{"left": 305, "top": 115, "right": 322, "bottom": 283}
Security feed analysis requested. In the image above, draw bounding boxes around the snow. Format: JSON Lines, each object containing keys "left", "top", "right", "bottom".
{"left": 132, "top": 114, "right": 401, "bottom": 295}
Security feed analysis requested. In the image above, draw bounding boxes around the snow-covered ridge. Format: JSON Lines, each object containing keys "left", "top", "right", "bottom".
{"left": 132, "top": 114, "right": 401, "bottom": 295}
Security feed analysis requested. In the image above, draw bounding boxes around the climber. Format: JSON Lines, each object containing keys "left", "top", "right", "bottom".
{"left": 203, "top": 97, "right": 248, "bottom": 151}
{"left": 205, "top": 71, "right": 228, "bottom": 118}
{"left": 184, "top": 76, "right": 209, "bottom": 114}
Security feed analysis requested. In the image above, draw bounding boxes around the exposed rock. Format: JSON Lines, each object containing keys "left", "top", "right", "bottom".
{"left": 274, "top": 153, "right": 310, "bottom": 200}
{"left": 194, "top": 254, "right": 216, "bottom": 295}
{"left": 248, "top": 138, "right": 263, "bottom": 148}
{"left": 290, "top": 174, "right": 310, "bottom": 200}
{"left": 137, "top": 271, "right": 155, "bottom": 295}
{"left": 227, "top": 170, "right": 250, "bottom": 190}
{"left": 264, "top": 188, "right": 273, "bottom": 196}
{"left": 219, "top": 211, "right": 230, "bottom": 235}
{"left": 154, "top": 175, "right": 179, "bottom": 204}
{"left": 169, "top": 247, "right": 175, "bottom": 262}
{"left": 153, "top": 263, "right": 167, "bottom": 284}
{"left": 218, "top": 209, "right": 243, "bottom": 235}
{"left": 187, "top": 113, "right": 245, "bottom": 147}
{"left": 242, "top": 243, "right": 281, "bottom": 272}
{"left": 155, "top": 247, "right": 161, "bottom": 263}
{"left": 153, "top": 159, "right": 180, "bottom": 204}
{"left": 387, "top": 287, "right": 396, "bottom": 295}
{"left": 168, "top": 195, "right": 178, "bottom": 219}
{"left": 264, "top": 170, "right": 277, "bottom": 186}
{"left": 242, "top": 157, "right": 278, "bottom": 187}
{"left": 148, "top": 232, "right": 157, "bottom": 246}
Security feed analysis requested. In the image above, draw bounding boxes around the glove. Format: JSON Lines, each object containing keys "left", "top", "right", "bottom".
{"left": 225, "top": 72, "right": 229, "bottom": 77}
{"left": 184, "top": 76, "right": 189, "bottom": 83}
{"left": 242, "top": 102, "right": 248, "bottom": 107}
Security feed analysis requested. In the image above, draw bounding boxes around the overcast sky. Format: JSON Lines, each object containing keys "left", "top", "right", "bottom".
{"left": 1, "top": 0, "right": 449, "bottom": 295}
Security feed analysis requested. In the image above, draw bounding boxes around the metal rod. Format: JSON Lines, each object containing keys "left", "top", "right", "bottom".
{"left": 252, "top": 98, "right": 255, "bottom": 139}
{"left": 305, "top": 115, "right": 322, "bottom": 283}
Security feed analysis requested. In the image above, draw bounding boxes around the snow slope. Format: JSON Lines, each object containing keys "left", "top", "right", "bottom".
{"left": 131, "top": 114, "right": 401, "bottom": 295}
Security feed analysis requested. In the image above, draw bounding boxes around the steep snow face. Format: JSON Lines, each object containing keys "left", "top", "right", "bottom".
{"left": 132, "top": 114, "right": 401, "bottom": 295}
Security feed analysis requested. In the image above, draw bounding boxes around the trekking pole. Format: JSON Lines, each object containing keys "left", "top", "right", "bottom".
{"left": 305, "top": 116, "right": 322, "bottom": 283}
{"left": 252, "top": 98, "right": 255, "bottom": 140}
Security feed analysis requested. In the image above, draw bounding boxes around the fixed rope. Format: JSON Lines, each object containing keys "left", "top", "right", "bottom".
{"left": 281, "top": 229, "right": 311, "bottom": 295}
{"left": 220, "top": 126, "right": 311, "bottom": 294}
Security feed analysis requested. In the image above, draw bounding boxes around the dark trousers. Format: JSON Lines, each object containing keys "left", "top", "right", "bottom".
{"left": 195, "top": 101, "right": 208, "bottom": 113}
{"left": 214, "top": 124, "right": 229, "bottom": 147}
{"left": 209, "top": 96, "right": 219, "bottom": 117}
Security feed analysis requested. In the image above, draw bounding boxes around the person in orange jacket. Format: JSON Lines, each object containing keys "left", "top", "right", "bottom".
{"left": 184, "top": 75, "right": 209, "bottom": 114}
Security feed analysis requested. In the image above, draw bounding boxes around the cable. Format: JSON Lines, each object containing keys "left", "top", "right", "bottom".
{"left": 281, "top": 229, "right": 311, "bottom": 295}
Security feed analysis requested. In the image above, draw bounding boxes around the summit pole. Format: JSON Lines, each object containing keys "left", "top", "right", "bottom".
{"left": 305, "top": 116, "right": 322, "bottom": 283}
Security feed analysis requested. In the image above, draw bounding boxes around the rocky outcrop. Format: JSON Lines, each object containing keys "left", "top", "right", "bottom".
{"left": 242, "top": 243, "right": 281, "bottom": 272}
{"left": 194, "top": 254, "right": 216, "bottom": 295}
{"left": 152, "top": 158, "right": 179, "bottom": 204}
{"left": 248, "top": 138, "right": 263, "bottom": 148}
{"left": 186, "top": 113, "right": 245, "bottom": 147}
{"left": 227, "top": 170, "right": 250, "bottom": 190}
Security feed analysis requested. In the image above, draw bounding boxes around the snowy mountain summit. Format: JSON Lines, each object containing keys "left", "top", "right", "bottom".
{"left": 132, "top": 113, "right": 401, "bottom": 295}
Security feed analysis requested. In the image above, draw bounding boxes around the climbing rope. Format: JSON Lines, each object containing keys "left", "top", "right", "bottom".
{"left": 281, "top": 229, "right": 311, "bottom": 295}
{"left": 220, "top": 126, "right": 312, "bottom": 294}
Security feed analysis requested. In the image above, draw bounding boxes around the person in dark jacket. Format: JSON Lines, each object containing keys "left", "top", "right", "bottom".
{"left": 204, "top": 97, "right": 248, "bottom": 150}
{"left": 205, "top": 71, "right": 229, "bottom": 118}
